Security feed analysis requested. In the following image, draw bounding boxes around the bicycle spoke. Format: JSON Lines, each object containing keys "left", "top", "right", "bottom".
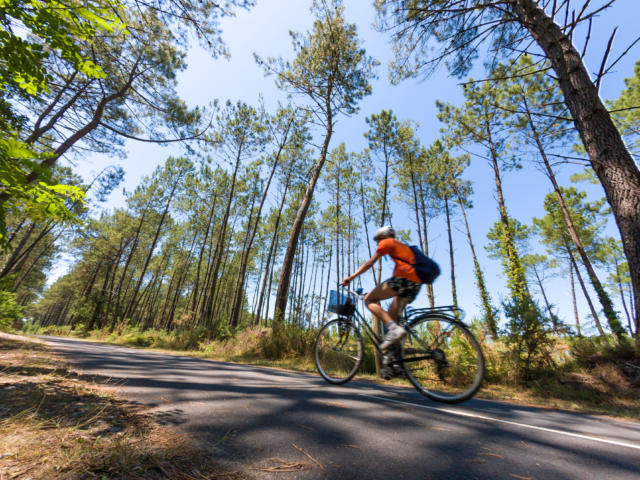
{"left": 314, "top": 319, "right": 363, "bottom": 384}
{"left": 402, "top": 315, "right": 484, "bottom": 403}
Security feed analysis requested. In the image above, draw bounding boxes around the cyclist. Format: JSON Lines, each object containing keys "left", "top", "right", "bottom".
{"left": 340, "top": 225, "right": 422, "bottom": 351}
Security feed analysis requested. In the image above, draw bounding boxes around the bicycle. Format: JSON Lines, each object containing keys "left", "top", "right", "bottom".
{"left": 314, "top": 287, "right": 485, "bottom": 404}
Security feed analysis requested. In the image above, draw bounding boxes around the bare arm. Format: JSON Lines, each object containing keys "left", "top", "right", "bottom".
{"left": 341, "top": 251, "right": 382, "bottom": 286}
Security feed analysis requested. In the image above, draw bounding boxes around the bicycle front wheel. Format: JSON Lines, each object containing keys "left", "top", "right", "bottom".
{"left": 402, "top": 315, "right": 485, "bottom": 403}
{"left": 314, "top": 318, "right": 363, "bottom": 384}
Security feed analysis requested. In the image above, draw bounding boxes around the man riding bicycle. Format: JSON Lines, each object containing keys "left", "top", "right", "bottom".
{"left": 341, "top": 225, "right": 422, "bottom": 351}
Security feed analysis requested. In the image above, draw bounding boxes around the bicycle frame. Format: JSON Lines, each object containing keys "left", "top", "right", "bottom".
{"left": 331, "top": 290, "right": 465, "bottom": 365}
{"left": 337, "top": 302, "right": 386, "bottom": 358}
{"left": 319, "top": 288, "right": 485, "bottom": 403}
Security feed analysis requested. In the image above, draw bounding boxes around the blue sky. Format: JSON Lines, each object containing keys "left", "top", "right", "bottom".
{"left": 62, "top": 0, "right": 640, "bottom": 332}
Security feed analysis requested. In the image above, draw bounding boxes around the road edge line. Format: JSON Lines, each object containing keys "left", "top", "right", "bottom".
{"left": 359, "top": 394, "right": 640, "bottom": 451}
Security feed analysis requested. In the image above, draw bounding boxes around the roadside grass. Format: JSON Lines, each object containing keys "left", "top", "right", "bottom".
{"left": 0, "top": 335, "right": 246, "bottom": 480}
{"left": 24, "top": 325, "right": 640, "bottom": 420}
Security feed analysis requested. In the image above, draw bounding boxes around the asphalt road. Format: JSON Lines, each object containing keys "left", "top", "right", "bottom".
{"left": 41, "top": 336, "right": 640, "bottom": 480}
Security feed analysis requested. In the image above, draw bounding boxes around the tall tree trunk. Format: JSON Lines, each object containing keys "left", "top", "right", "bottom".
{"left": 532, "top": 263, "right": 557, "bottom": 332}
{"left": 256, "top": 230, "right": 278, "bottom": 327}
{"left": 614, "top": 256, "right": 633, "bottom": 335}
{"left": 251, "top": 251, "right": 266, "bottom": 325}
{"left": 486, "top": 118, "right": 528, "bottom": 301}
{"left": 212, "top": 225, "right": 237, "bottom": 324}
{"left": 568, "top": 244, "right": 607, "bottom": 341}
{"left": 347, "top": 192, "right": 353, "bottom": 285}
{"left": 159, "top": 257, "right": 179, "bottom": 328}
{"left": 485, "top": 118, "right": 527, "bottom": 300}
{"left": 165, "top": 246, "right": 195, "bottom": 332}
{"left": 632, "top": 296, "right": 638, "bottom": 338}
{"left": 456, "top": 186, "right": 497, "bottom": 338}
{"left": 274, "top": 101, "right": 333, "bottom": 327}
{"left": 113, "top": 214, "right": 145, "bottom": 325}
{"left": 417, "top": 181, "right": 435, "bottom": 307}
{"left": 289, "top": 242, "right": 300, "bottom": 323}
{"left": 444, "top": 197, "right": 458, "bottom": 311}
{"left": 87, "top": 262, "right": 113, "bottom": 331}
{"left": 0, "top": 223, "right": 37, "bottom": 279}
{"left": 359, "top": 165, "right": 377, "bottom": 285}
{"left": 202, "top": 148, "right": 243, "bottom": 325}
{"left": 334, "top": 156, "right": 341, "bottom": 293}
{"left": 521, "top": 90, "right": 625, "bottom": 342}
{"left": 230, "top": 131, "right": 291, "bottom": 328}
{"left": 407, "top": 152, "right": 423, "bottom": 249}
{"left": 102, "top": 239, "right": 126, "bottom": 330}
{"left": 190, "top": 196, "right": 218, "bottom": 316}
{"left": 1, "top": 221, "right": 57, "bottom": 280}
{"left": 229, "top": 188, "right": 259, "bottom": 328}
{"left": 375, "top": 144, "right": 392, "bottom": 287}
{"left": 12, "top": 231, "right": 62, "bottom": 292}
{"left": 300, "top": 234, "right": 311, "bottom": 325}
{"left": 196, "top": 220, "right": 220, "bottom": 326}
{"left": 264, "top": 252, "right": 276, "bottom": 326}
{"left": 513, "top": 0, "right": 640, "bottom": 345}
{"left": 569, "top": 260, "right": 582, "bottom": 337}
{"left": 317, "top": 238, "right": 326, "bottom": 326}
{"left": 119, "top": 182, "right": 178, "bottom": 330}
{"left": 309, "top": 246, "right": 319, "bottom": 325}
{"left": 4, "top": 215, "right": 27, "bottom": 249}
{"left": 322, "top": 245, "right": 333, "bottom": 321}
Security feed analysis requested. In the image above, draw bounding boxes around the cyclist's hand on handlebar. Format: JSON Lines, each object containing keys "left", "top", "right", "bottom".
{"left": 340, "top": 276, "right": 352, "bottom": 287}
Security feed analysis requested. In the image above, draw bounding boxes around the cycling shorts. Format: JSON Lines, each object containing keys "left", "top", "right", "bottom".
{"left": 384, "top": 276, "right": 421, "bottom": 302}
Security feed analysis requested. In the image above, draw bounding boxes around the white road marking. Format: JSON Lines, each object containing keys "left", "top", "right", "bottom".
{"left": 45, "top": 336, "right": 640, "bottom": 452}
{"left": 360, "top": 394, "right": 640, "bottom": 451}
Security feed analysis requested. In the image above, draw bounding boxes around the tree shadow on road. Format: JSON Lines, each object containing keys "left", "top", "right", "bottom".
{"left": 43, "top": 336, "right": 640, "bottom": 480}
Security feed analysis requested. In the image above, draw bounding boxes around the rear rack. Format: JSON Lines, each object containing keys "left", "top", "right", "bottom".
{"left": 405, "top": 305, "right": 464, "bottom": 319}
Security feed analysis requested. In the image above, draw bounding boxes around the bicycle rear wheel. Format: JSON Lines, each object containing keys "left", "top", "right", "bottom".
{"left": 402, "top": 314, "right": 485, "bottom": 403}
{"left": 314, "top": 318, "right": 363, "bottom": 384}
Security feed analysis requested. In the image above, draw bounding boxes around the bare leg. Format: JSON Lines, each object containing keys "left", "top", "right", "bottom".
{"left": 388, "top": 296, "right": 409, "bottom": 323}
{"left": 364, "top": 282, "right": 398, "bottom": 326}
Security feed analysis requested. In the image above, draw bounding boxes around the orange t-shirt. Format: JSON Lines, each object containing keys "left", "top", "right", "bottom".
{"left": 376, "top": 238, "right": 421, "bottom": 283}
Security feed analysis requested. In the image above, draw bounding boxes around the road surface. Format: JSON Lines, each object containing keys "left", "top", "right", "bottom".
{"left": 41, "top": 336, "right": 640, "bottom": 480}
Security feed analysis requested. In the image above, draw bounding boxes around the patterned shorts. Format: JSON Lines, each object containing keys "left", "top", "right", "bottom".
{"left": 384, "top": 277, "right": 422, "bottom": 302}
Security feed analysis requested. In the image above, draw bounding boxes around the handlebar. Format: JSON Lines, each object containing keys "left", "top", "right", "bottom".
{"left": 337, "top": 285, "right": 365, "bottom": 297}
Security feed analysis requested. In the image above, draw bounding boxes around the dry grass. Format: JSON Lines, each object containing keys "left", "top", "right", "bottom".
{"left": 476, "top": 364, "right": 640, "bottom": 419}
{"left": 0, "top": 335, "right": 246, "bottom": 480}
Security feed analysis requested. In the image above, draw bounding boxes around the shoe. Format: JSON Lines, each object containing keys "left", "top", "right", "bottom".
{"left": 380, "top": 323, "right": 407, "bottom": 351}
{"left": 382, "top": 353, "right": 391, "bottom": 368}
{"left": 381, "top": 353, "right": 392, "bottom": 379}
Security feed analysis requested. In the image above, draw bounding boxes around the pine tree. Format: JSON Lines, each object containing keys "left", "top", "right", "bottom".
{"left": 256, "top": 0, "right": 376, "bottom": 327}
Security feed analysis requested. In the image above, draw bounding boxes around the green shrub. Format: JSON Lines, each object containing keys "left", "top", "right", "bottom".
{"left": 40, "top": 325, "right": 73, "bottom": 336}
{"left": 568, "top": 336, "right": 604, "bottom": 366}
{"left": 211, "top": 322, "right": 233, "bottom": 342}
{"left": 502, "top": 297, "right": 555, "bottom": 381}
{"left": 568, "top": 335, "right": 637, "bottom": 367}
{"left": 0, "top": 291, "right": 22, "bottom": 331}
{"left": 120, "top": 327, "right": 162, "bottom": 347}
{"left": 258, "top": 324, "right": 317, "bottom": 360}
{"left": 22, "top": 321, "right": 40, "bottom": 334}
{"left": 155, "top": 327, "right": 208, "bottom": 350}
{"left": 359, "top": 335, "right": 378, "bottom": 375}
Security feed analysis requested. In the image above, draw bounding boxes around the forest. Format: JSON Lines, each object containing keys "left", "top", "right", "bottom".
{"left": 1, "top": 0, "right": 639, "bottom": 393}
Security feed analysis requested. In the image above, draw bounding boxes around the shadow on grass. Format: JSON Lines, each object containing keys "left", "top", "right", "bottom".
{"left": 0, "top": 336, "right": 248, "bottom": 480}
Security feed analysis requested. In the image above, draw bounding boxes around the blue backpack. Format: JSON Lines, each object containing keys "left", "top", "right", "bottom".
{"left": 391, "top": 246, "right": 440, "bottom": 285}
